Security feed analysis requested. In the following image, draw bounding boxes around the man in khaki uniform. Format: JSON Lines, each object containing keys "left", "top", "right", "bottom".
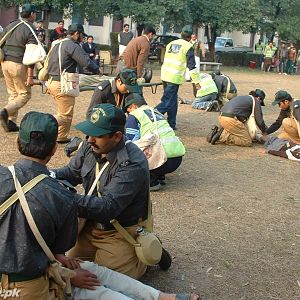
{"left": 0, "top": 4, "right": 37, "bottom": 132}
{"left": 272, "top": 94, "right": 300, "bottom": 144}
{"left": 207, "top": 89, "right": 267, "bottom": 146}
{"left": 47, "top": 24, "right": 99, "bottom": 143}
{"left": 53, "top": 104, "right": 171, "bottom": 279}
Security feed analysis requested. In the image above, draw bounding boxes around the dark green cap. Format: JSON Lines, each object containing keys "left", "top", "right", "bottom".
{"left": 75, "top": 104, "right": 126, "bottom": 137}
{"left": 68, "top": 24, "right": 87, "bottom": 37}
{"left": 19, "top": 112, "right": 58, "bottom": 145}
{"left": 119, "top": 69, "right": 142, "bottom": 93}
{"left": 22, "top": 3, "right": 39, "bottom": 13}
{"left": 272, "top": 90, "right": 293, "bottom": 106}
{"left": 254, "top": 89, "right": 266, "bottom": 106}
{"left": 124, "top": 93, "right": 147, "bottom": 111}
{"left": 182, "top": 25, "right": 193, "bottom": 36}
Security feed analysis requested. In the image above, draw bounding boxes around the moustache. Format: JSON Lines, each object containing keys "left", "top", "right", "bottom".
{"left": 89, "top": 142, "right": 99, "bottom": 149}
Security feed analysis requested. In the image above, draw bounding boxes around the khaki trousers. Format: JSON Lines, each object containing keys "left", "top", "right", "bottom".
{"left": 219, "top": 115, "right": 252, "bottom": 146}
{"left": 0, "top": 275, "right": 49, "bottom": 300}
{"left": 1, "top": 60, "right": 31, "bottom": 122}
{"left": 278, "top": 117, "right": 300, "bottom": 144}
{"left": 47, "top": 79, "right": 75, "bottom": 141}
{"left": 68, "top": 222, "right": 147, "bottom": 280}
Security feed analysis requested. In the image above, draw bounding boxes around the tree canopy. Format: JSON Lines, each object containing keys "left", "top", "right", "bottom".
{"left": 1, "top": 0, "right": 300, "bottom": 42}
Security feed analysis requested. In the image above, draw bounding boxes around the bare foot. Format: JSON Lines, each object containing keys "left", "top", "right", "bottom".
{"left": 159, "top": 293, "right": 201, "bottom": 300}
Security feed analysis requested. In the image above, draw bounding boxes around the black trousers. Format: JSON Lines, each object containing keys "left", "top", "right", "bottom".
{"left": 150, "top": 156, "right": 183, "bottom": 181}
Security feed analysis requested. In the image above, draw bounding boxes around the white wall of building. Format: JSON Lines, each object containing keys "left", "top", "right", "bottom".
{"left": 48, "top": 15, "right": 113, "bottom": 45}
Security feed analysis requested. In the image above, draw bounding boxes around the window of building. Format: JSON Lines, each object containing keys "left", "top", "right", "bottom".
{"left": 89, "top": 16, "right": 104, "bottom": 26}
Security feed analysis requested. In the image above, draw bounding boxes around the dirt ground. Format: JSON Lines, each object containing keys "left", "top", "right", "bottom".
{"left": 0, "top": 67, "right": 300, "bottom": 300}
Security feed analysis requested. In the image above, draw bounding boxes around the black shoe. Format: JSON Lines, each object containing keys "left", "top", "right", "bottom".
{"left": 211, "top": 128, "right": 224, "bottom": 145}
{"left": 7, "top": 120, "right": 19, "bottom": 132}
{"left": 150, "top": 181, "right": 161, "bottom": 192}
{"left": 64, "top": 136, "right": 83, "bottom": 157}
{"left": 158, "top": 248, "right": 172, "bottom": 270}
{"left": 158, "top": 175, "right": 166, "bottom": 186}
{"left": 206, "top": 125, "right": 219, "bottom": 143}
{"left": 0, "top": 109, "right": 9, "bottom": 132}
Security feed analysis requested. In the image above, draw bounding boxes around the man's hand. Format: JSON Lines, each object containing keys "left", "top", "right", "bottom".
{"left": 194, "top": 83, "right": 201, "bottom": 90}
{"left": 25, "top": 76, "right": 34, "bottom": 86}
{"left": 55, "top": 254, "right": 83, "bottom": 270}
{"left": 71, "top": 269, "right": 101, "bottom": 290}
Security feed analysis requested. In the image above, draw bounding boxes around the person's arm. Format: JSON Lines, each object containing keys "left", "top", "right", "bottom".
{"left": 266, "top": 109, "right": 289, "bottom": 134}
{"left": 186, "top": 47, "right": 200, "bottom": 83}
{"left": 53, "top": 142, "right": 89, "bottom": 186}
{"left": 125, "top": 115, "right": 141, "bottom": 141}
{"left": 254, "top": 102, "right": 267, "bottom": 133}
{"left": 86, "top": 82, "right": 110, "bottom": 119}
{"left": 94, "top": 43, "right": 100, "bottom": 56}
{"left": 74, "top": 163, "right": 146, "bottom": 222}
{"left": 136, "top": 40, "right": 150, "bottom": 77}
{"left": 71, "top": 44, "right": 99, "bottom": 74}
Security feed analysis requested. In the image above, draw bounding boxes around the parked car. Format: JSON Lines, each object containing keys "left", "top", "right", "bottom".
{"left": 214, "top": 37, "right": 253, "bottom": 53}
{"left": 148, "top": 35, "right": 179, "bottom": 63}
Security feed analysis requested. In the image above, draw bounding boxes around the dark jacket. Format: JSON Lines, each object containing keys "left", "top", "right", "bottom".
{"left": 1, "top": 19, "right": 37, "bottom": 64}
{"left": 214, "top": 75, "right": 237, "bottom": 94}
{"left": 50, "top": 27, "right": 67, "bottom": 42}
{"left": 86, "top": 80, "right": 128, "bottom": 118}
{"left": 0, "top": 159, "right": 78, "bottom": 277}
{"left": 48, "top": 37, "right": 99, "bottom": 76}
{"left": 266, "top": 107, "right": 291, "bottom": 134}
{"left": 82, "top": 42, "right": 99, "bottom": 57}
{"left": 54, "top": 139, "right": 149, "bottom": 230}
{"left": 221, "top": 95, "right": 267, "bottom": 133}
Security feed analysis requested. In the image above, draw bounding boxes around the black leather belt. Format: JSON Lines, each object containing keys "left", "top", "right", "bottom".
{"left": 220, "top": 112, "right": 235, "bottom": 118}
{"left": 50, "top": 75, "right": 61, "bottom": 81}
{"left": 0, "top": 273, "right": 42, "bottom": 282}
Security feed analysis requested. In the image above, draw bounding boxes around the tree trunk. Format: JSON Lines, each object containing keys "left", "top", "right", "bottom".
{"left": 205, "top": 25, "right": 217, "bottom": 62}
{"left": 136, "top": 24, "right": 144, "bottom": 36}
{"left": 44, "top": 10, "right": 51, "bottom": 47}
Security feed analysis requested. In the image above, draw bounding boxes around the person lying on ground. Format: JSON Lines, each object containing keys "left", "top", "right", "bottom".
{"left": 55, "top": 254, "right": 200, "bottom": 300}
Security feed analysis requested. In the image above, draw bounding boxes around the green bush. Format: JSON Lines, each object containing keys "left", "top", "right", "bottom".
{"left": 94, "top": 43, "right": 111, "bottom": 51}
{"left": 218, "top": 52, "right": 261, "bottom": 66}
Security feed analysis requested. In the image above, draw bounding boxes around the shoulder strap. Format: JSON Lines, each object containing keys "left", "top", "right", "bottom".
{"left": 57, "top": 38, "right": 70, "bottom": 75}
{"left": 0, "top": 173, "right": 47, "bottom": 215}
{"left": 21, "top": 20, "right": 40, "bottom": 45}
{"left": 110, "top": 219, "right": 140, "bottom": 246}
{"left": 223, "top": 75, "right": 231, "bottom": 98}
{"left": 249, "top": 95, "right": 255, "bottom": 116}
{"left": 8, "top": 166, "right": 56, "bottom": 263}
{"left": 0, "top": 21, "right": 24, "bottom": 48}
{"left": 87, "top": 161, "right": 109, "bottom": 196}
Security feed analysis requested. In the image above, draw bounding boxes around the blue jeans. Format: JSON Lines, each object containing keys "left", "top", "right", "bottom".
{"left": 155, "top": 81, "right": 179, "bottom": 129}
